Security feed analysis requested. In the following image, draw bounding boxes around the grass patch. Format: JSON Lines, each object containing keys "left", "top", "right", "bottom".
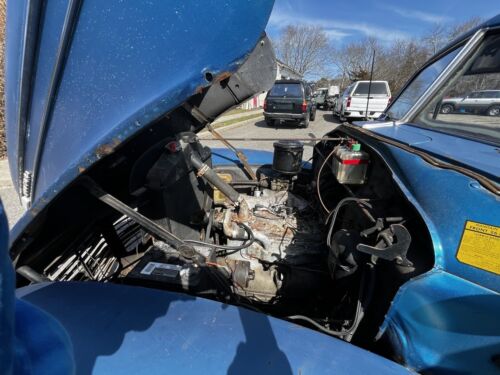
{"left": 212, "top": 113, "right": 263, "bottom": 129}
{"left": 223, "top": 107, "right": 261, "bottom": 116}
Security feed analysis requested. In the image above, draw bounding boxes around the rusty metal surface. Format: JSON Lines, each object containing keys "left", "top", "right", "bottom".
{"left": 215, "top": 189, "right": 324, "bottom": 301}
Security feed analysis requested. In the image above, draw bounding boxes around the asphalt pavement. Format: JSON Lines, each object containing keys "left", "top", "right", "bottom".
{"left": 0, "top": 109, "right": 340, "bottom": 229}
{"left": 200, "top": 109, "right": 340, "bottom": 161}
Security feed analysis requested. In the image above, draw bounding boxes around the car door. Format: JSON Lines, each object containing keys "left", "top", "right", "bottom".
{"left": 475, "top": 91, "right": 494, "bottom": 113}
{"left": 339, "top": 85, "right": 352, "bottom": 112}
{"left": 459, "top": 91, "right": 479, "bottom": 112}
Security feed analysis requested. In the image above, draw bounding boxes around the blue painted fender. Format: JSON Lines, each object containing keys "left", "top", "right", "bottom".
{"left": 17, "top": 281, "right": 411, "bottom": 374}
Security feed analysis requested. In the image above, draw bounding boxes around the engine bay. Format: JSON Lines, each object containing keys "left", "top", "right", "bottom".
{"left": 12, "top": 127, "right": 434, "bottom": 352}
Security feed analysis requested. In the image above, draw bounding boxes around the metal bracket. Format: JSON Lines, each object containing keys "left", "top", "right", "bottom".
{"left": 357, "top": 224, "right": 413, "bottom": 266}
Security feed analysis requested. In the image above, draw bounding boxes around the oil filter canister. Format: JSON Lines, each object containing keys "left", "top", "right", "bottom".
{"left": 272, "top": 140, "right": 304, "bottom": 175}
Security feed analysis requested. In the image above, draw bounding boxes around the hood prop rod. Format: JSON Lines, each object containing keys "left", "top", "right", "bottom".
{"left": 80, "top": 177, "right": 201, "bottom": 262}
{"left": 205, "top": 123, "right": 257, "bottom": 181}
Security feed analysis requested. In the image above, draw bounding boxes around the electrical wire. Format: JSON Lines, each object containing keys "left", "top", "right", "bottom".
{"left": 185, "top": 223, "right": 255, "bottom": 253}
{"left": 288, "top": 315, "right": 347, "bottom": 337}
{"left": 326, "top": 197, "right": 372, "bottom": 249}
{"left": 316, "top": 147, "right": 338, "bottom": 213}
{"left": 288, "top": 262, "right": 374, "bottom": 340}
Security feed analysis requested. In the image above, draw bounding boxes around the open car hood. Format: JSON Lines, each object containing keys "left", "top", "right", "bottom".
{"left": 5, "top": 0, "right": 275, "bottom": 210}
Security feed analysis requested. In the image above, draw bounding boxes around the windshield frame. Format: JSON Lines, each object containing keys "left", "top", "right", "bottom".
{"left": 384, "top": 29, "right": 485, "bottom": 125}
{"left": 410, "top": 30, "right": 500, "bottom": 147}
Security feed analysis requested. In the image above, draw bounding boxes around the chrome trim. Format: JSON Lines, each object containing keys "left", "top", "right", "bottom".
{"left": 399, "top": 29, "right": 487, "bottom": 124}
{"left": 16, "top": 0, "right": 44, "bottom": 201}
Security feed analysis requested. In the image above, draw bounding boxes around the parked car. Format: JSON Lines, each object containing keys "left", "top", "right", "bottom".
{"left": 335, "top": 80, "right": 391, "bottom": 121}
{"left": 313, "top": 88, "right": 329, "bottom": 109}
{"left": 326, "top": 94, "right": 339, "bottom": 111}
{"left": 3, "top": 2, "right": 500, "bottom": 375}
{"left": 264, "top": 79, "right": 316, "bottom": 127}
{"left": 326, "top": 86, "right": 340, "bottom": 110}
{"left": 440, "top": 90, "right": 500, "bottom": 116}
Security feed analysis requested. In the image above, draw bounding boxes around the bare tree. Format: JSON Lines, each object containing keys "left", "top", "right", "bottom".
{"left": 447, "top": 17, "right": 483, "bottom": 41}
{"left": 423, "top": 17, "right": 483, "bottom": 55}
{"left": 328, "top": 16, "right": 484, "bottom": 95}
{"left": 330, "top": 37, "right": 429, "bottom": 94}
{"left": 331, "top": 38, "right": 384, "bottom": 83}
{"left": 275, "top": 25, "right": 329, "bottom": 77}
{"left": 381, "top": 39, "right": 429, "bottom": 94}
{"left": 423, "top": 23, "right": 447, "bottom": 55}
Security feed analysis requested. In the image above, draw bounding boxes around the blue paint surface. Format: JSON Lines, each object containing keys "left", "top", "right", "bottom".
{"left": 380, "top": 270, "right": 500, "bottom": 374}
{"left": 5, "top": 3, "right": 499, "bottom": 374}
{"left": 0, "top": 201, "right": 74, "bottom": 374}
{"left": 351, "top": 129, "right": 499, "bottom": 290}
{"left": 0, "top": 202, "right": 14, "bottom": 372}
{"left": 358, "top": 122, "right": 500, "bottom": 180}
{"left": 6, "top": 0, "right": 274, "bottom": 207}
{"left": 17, "top": 282, "right": 410, "bottom": 374}
{"left": 348, "top": 129, "right": 500, "bottom": 373}
{"left": 212, "top": 148, "right": 275, "bottom": 166}
{"left": 212, "top": 147, "right": 312, "bottom": 169}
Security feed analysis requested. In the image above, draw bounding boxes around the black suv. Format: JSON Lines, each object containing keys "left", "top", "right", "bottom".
{"left": 264, "top": 80, "right": 316, "bottom": 128}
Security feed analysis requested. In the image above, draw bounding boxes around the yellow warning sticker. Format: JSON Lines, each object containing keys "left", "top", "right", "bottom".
{"left": 456, "top": 221, "right": 500, "bottom": 275}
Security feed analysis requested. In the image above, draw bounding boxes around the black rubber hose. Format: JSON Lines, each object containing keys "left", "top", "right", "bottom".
{"left": 190, "top": 153, "right": 241, "bottom": 204}
{"left": 185, "top": 223, "right": 255, "bottom": 253}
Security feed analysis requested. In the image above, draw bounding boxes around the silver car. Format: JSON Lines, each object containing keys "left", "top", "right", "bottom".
{"left": 440, "top": 90, "right": 500, "bottom": 116}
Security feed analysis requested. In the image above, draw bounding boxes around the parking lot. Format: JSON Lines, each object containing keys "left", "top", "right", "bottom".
{"left": 200, "top": 109, "right": 341, "bottom": 161}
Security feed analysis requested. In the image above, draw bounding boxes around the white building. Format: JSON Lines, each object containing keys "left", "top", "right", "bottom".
{"left": 240, "top": 59, "right": 303, "bottom": 110}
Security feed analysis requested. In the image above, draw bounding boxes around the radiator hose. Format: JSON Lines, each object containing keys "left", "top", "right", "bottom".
{"left": 190, "top": 153, "right": 241, "bottom": 204}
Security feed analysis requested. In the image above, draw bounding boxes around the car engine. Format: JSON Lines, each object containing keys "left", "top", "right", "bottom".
{"left": 12, "top": 129, "right": 434, "bottom": 345}
{"left": 213, "top": 187, "right": 324, "bottom": 302}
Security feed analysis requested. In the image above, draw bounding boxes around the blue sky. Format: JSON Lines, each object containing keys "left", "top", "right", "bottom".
{"left": 266, "top": 0, "right": 496, "bottom": 44}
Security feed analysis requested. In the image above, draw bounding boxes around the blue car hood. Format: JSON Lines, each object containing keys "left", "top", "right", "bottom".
{"left": 5, "top": 0, "right": 274, "bottom": 210}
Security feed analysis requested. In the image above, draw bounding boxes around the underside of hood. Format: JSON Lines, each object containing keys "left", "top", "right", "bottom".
{"left": 5, "top": 0, "right": 276, "bottom": 209}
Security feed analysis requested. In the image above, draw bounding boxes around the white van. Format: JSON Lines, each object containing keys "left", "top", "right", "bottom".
{"left": 335, "top": 81, "right": 391, "bottom": 121}
{"left": 328, "top": 86, "right": 340, "bottom": 97}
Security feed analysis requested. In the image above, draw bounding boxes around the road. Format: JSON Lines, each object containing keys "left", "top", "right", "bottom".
{"left": 0, "top": 109, "right": 340, "bottom": 228}
{"left": 200, "top": 109, "right": 340, "bottom": 161}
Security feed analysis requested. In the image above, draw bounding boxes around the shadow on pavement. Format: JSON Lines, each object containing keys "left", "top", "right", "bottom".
{"left": 254, "top": 120, "right": 306, "bottom": 130}
{"left": 322, "top": 111, "right": 341, "bottom": 124}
